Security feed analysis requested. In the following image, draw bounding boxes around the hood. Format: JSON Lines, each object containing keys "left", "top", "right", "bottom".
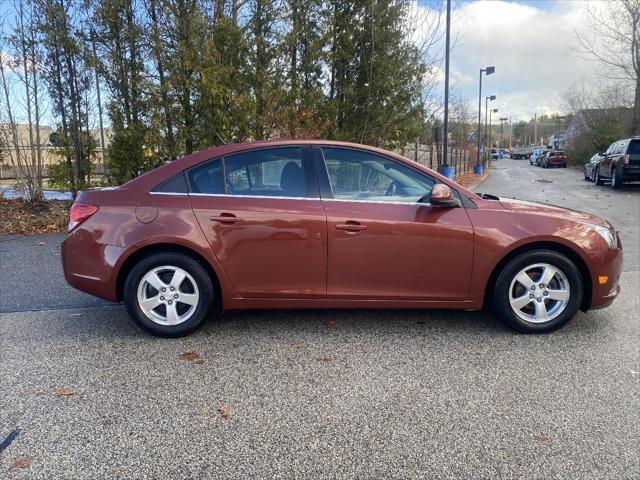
{"left": 498, "top": 197, "right": 610, "bottom": 228}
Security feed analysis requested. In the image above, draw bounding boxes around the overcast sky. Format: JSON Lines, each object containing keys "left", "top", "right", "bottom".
{"left": 423, "top": 0, "right": 601, "bottom": 121}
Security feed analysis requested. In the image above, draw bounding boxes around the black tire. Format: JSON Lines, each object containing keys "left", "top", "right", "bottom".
{"left": 124, "top": 252, "right": 216, "bottom": 337}
{"left": 492, "top": 250, "right": 583, "bottom": 333}
{"left": 611, "top": 167, "right": 623, "bottom": 190}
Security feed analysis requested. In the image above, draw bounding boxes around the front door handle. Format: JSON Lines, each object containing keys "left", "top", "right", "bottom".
{"left": 336, "top": 221, "right": 367, "bottom": 233}
{"left": 210, "top": 213, "right": 239, "bottom": 225}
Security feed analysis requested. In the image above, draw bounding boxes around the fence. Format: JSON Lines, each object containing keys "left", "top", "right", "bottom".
{"left": 398, "top": 142, "right": 476, "bottom": 177}
{"left": 0, "top": 162, "right": 107, "bottom": 182}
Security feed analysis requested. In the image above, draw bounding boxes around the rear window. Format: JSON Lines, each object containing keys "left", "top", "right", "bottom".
{"left": 627, "top": 140, "right": 640, "bottom": 155}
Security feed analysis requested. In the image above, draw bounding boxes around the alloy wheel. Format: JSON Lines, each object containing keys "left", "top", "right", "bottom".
{"left": 136, "top": 265, "right": 200, "bottom": 325}
{"left": 508, "top": 263, "right": 570, "bottom": 323}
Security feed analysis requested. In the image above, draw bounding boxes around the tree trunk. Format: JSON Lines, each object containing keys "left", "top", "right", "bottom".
{"left": 149, "top": 0, "right": 176, "bottom": 159}
{"left": 632, "top": 77, "right": 640, "bottom": 135}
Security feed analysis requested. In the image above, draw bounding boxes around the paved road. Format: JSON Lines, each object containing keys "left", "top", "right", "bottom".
{"left": 0, "top": 160, "right": 639, "bottom": 478}
{"left": 0, "top": 233, "right": 107, "bottom": 313}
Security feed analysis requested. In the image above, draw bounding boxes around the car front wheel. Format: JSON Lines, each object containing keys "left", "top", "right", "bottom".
{"left": 594, "top": 168, "right": 603, "bottom": 185}
{"left": 493, "top": 250, "right": 582, "bottom": 333}
{"left": 124, "top": 252, "right": 216, "bottom": 337}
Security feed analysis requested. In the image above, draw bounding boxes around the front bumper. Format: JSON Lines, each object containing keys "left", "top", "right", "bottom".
{"left": 61, "top": 228, "right": 125, "bottom": 302}
{"left": 588, "top": 237, "right": 623, "bottom": 310}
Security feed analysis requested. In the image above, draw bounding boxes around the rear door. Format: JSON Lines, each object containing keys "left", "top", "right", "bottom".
{"left": 188, "top": 147, "right": 327, "bottom": 298}
{"left": 316, "top": 147, "right": 474, "bottom": 301}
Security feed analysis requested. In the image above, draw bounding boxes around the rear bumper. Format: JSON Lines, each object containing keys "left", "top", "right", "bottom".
{"left": 621, "top": 166, "right": 640, "bottom": 181}
{"left": 61, "top": 229, "right": 125, "bottom": 302}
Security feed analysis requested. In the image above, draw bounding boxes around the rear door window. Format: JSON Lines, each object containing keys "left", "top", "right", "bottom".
{"left": 187, "top": 159, "right": 224, "bottom": 194}
{"left": 223, "top": 147, "right": 313, "bottom": 198}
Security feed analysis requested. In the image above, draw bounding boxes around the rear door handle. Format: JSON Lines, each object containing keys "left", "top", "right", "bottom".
{"left": 335, "top": 221, "right": 367, "bottom": 233}
{"left": 210, "top": 213, "right": 239, "bottom": 225}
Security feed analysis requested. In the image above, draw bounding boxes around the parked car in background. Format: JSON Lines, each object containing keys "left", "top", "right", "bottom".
{"left": 61, "top": 140, "right": 622, "bottom": 337}
{"left": 541, "top": 151, "right": 567, "bottom": 168}
{"left": 584, "top": 153, "right": 603, "bottom": 182}
{"left": 595, "top": 138, "right": 640, "bottom": 189}
{"left": 532, "top": 149, "right": 549, "bottom": 166}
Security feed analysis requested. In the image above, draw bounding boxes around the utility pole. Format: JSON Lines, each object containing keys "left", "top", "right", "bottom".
{"left": 442, "top": 0, "right": 451, "bottom": 169}
{"left": 499, "top": 117, "right": 508, "bottom": 147}
{"left": 509, "top": 117, "right": 512, "bottom": 149}
{"left": 533, "top": 113, "right": 538, "bottom": 146}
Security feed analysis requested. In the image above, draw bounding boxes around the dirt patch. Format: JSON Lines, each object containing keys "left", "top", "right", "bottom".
{"left": 455, "top": 172, "right": 485, "bottom": 189}
{"left": 0, "top": 198, "right": 70, "bottom": 235}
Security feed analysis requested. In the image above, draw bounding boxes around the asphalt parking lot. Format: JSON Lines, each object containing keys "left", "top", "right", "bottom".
{"left": 1, "top": 159, "right": 639, "bottom": 478}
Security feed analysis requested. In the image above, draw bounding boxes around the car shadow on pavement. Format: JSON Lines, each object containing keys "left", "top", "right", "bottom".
{"left": 6, "top": 304, "right": 614, "bottom": 345}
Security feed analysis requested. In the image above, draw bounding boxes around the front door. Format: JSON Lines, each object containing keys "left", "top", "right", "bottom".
{"left": 317, "top": 147, "right": 474, "bottom": 301}
{"left": 188, "top": 146, "right": 327, "bottom": 298}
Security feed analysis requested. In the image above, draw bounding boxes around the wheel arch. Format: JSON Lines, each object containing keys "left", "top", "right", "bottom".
{"left": 483, "top": 241, "right": 592, "bottom": 312}
{"left": 115, "top": 243, "right": 223, "bottom": 308}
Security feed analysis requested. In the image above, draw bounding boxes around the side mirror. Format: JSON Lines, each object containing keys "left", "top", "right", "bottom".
{"left": 429, "top": 184, "right": 461, "bottom": 208}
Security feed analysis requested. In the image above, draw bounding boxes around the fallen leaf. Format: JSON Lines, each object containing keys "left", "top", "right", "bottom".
{"left": 325, "top": 319, "right": 337, "bottom": 328}
{"left": 217, "top": 404, "right": 231, "bottom": 419}
{"left": 316, "top": 356, "right": 333, "bottom": 364}
{"left": 178, "top": 352, "right": 204, "bottom": 362}
{"left": 534, "top": 434, "right": 551, "bottom": 444}
{"left": 55, "top": 387, "right": 77, "bottom": 397}
{"left": 292, "top": 340, "right": 305, "bottom": 349}
{"left": 23, "top": 388, "right": 39, "bottom": 396}
{"left": 9, "top": 455, "right": 32, "bottom": 472}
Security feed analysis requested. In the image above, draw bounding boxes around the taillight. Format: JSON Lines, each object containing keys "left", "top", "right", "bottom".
{"left": 624, "top": 154, "right": 630, "bottom": 165}
{"left": 68, "top": 203, "right": 98, "bottom": 231}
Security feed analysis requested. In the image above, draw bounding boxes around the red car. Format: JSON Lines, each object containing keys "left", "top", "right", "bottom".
{"left": 62, "top": 140, "right": 622, "bottom": 337}
{"left": 541, "top": 151, "right": 567, "bottom": 168}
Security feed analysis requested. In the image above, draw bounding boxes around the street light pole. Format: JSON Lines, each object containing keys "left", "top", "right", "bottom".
{"left": 489, "top": 108, "right": 498, "bottom": 150}
{"left": 484, "top": 95, "right": 496, "bottom": 162}
{"left": 476, "top": 66, "right": 495, "bottom": 172}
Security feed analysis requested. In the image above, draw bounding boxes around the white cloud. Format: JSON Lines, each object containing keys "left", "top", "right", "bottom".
{"left": 415, "top": 0, "right": 605, "bottom": 120}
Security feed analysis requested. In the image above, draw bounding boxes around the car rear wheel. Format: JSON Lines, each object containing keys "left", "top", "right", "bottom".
{"left": 611, "top": 167, "right": 623, "bottom": 190}
{"left": 493, "top": 250, "right": 582, "bottom": 333}
{"left": 124, "top": 252, "right": 215, "bottom": 337}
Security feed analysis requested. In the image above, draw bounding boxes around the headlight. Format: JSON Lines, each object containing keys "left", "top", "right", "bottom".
{"left": 581, "top": 222, "right": 616, "bottom": 248}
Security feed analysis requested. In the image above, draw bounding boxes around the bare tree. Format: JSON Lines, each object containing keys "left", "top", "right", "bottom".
{"left": 0, "top": 0, "right": 45, "bottom": 202}
{"left": 576, "top": 0, "right": 640, "bottom": 134}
